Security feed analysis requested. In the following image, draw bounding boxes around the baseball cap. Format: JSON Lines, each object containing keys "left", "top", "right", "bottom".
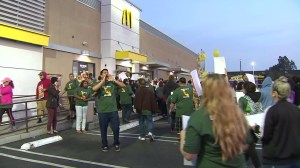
{"left": 1, "top": 77, "right": 12, "bottom": 82}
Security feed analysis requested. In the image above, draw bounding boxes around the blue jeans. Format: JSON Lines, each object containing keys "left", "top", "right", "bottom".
{"left": 139, "top": 114, "right": 153, "bottom": 137}
{"left": 121, "top": 104, "right": 132, "bottom": 121}
{"left": 98, "top": 111, "right": 120, "bottom": 147}
{"left": 263, "top": 162, "right": 300, "bottom": 168}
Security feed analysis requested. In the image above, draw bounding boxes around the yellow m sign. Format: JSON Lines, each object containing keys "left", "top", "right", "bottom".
{"left": 122, "top": 9, "right": 132, "bottom": 28}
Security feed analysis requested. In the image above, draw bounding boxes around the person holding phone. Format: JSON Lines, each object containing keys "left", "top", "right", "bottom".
{"left": 46, "top": 77, "right": 60, "bottom": 135}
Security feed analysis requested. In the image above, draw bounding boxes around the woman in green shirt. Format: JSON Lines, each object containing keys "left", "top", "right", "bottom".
{"left": 180, "top": 74, "right": 251, "bottom": 168}
{"left": 74, "top": 80, "right": 92, "bottom": 133}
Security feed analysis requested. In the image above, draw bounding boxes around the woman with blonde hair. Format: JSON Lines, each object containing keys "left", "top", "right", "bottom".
{"left": 262, "top": 76, "right": 300, "bottom": 168}
{"left": 180, "top": 74, "right": 251, "bottom": 167}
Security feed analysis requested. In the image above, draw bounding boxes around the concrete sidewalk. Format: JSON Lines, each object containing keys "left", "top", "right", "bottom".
{"left": 0, "top": 110, "right": 160, "bottom": 146}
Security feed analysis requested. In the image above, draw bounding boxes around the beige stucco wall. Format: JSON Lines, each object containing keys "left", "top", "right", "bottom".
{"left": 44, "top": 48, "right": 101, "bottom": 89}
{"left": 140, "top": 28, "right": 198, "bottom": 77}
{"left": 45, "top": 0, "right": 101, "bottom": 54}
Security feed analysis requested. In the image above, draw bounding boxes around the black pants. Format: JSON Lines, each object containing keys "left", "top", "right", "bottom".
{"left": 175, "top": 117, "right": 182, "bottom": 132}
{"left": 0, "top": 108, "right": 15, "bottom": 126}
{"left": 170, "top": 111, "right": 176, "bottom": 131}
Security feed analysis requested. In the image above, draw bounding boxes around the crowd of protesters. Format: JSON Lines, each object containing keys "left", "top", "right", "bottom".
{"left": 1, "top": 69, "right": 300, "bottom": 167}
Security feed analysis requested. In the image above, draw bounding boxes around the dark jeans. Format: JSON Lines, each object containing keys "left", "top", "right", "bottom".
{"left": 139, "top": 114, "right": 153, "bottom": 137}
{"left": 157, "top": 98, "right": 167, "bottom": 116}
{"left": 170, "top": 111, "right": 176, "bottom": 131}
{"left": 47, "top": 108, "right": 57, "bottom": 131}
{"left": 68, "top": 96, "right": 76, "bottom": 112}
{"left": 245, "top": 142, "right": 261, "bottom": 168}
{"left": 0, "top": 108, "right": 15, "bottom": 126}
{"left": 121, "top": 104, "right": 132, "bottom": 122}
{"left": 175, "top": 117, "right": 182, "bottom": 132}
{"left": 98, "top": 111, "right": 120, "bottom": 147}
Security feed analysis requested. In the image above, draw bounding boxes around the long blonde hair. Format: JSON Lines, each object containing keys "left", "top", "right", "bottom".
{"left": 201, "top": 74, "right": 248, "bottom": 161}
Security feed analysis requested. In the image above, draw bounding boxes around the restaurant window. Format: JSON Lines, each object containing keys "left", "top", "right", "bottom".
{"left": 73, "top": 61, "right": 95, "bottom": 78}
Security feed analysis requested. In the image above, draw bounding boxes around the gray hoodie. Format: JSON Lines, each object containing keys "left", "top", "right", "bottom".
{"left": 259, "top": 77, "right": 275, "bottom": 110}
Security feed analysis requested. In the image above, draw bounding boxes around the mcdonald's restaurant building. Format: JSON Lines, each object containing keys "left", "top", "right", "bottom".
{"left": 0, "top": 0, "right": 198, "bottom": 97}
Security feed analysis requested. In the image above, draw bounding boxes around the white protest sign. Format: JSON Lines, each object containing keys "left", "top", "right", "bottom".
{"left": 131, "top": 74, "right": 139, "bottom": 80}
{"left": 118, "top": 72, "right": 128, "bottom": 81}
{"left": 235, "top": 91, "right": 245, "bottom": 103}
{"left": 214, "top": 57, "right": 226, "bottom": 74}
{"left": 182, "top": 115, "right": 197, "bottom": 166}
{"left": 190, "top": 69, "right": 202, "bottom": 96}
{"left": 246, "top": 73, "right": 256, "bottom": 84}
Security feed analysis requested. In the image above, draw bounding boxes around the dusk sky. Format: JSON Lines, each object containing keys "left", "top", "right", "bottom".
{"left": 131, "top": 0, "right": 300, "bottom": 72}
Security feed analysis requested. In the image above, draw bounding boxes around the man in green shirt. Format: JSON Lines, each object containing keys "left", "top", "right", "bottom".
{"left": 169, "top": 77, "right": 194, "bottom": 132}
{"left": 61, "top": 73, "right": 79, "bottom": 120}
{"left": 119, "top": 78, "right": 133, "bottom": 123}
{"left": 92, "top": 69, "right": 125, "bottom": 152}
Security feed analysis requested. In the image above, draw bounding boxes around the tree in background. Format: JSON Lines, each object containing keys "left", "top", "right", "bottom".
{"left": 267, "top": 56, "right": 297, "bottom": 79}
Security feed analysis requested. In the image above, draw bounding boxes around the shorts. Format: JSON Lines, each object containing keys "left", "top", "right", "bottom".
{"left": 37, "top": 100, "right": 47, "bottom": 111}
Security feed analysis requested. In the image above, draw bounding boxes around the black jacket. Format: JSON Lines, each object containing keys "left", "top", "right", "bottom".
{"left": 163, "top": 81, "right": 179, "bottom": 98}
{"left": 262, "top": 100, "right": 300, "bottom": 165}
{"left": 46, "top": 85, "right": 60, "bottom": 108}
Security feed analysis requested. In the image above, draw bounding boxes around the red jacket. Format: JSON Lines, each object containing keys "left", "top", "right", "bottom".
{"left": 36, "top": 72, "right": 51, "bottom": 100}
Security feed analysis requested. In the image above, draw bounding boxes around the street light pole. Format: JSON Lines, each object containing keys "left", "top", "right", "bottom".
{"left": 251, "top": 61, "right": 255, "bottom": 75}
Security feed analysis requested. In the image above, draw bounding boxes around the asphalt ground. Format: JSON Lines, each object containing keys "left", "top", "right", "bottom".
{"left": 0, "top": 118, "right": 262, "bottom": 168}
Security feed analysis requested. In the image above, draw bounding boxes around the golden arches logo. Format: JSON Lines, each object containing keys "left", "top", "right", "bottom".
{"left": 122, "top": 9, "right": 132, "bottom": 28}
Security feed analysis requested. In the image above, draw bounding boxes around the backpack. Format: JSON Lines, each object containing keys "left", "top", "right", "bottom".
{"left": 243, "top": 95, "right": 263, "bottom": 115}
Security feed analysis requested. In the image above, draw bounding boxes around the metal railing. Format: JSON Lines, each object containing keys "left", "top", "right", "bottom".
{"left": 0, "top": 96, "right": 71, "bottom": 136}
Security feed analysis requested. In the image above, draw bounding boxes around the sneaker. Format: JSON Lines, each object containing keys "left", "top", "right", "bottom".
{"left": 102, "top": 146, "right": 108, "bottom": 152}
{"left": 138, "top": 136, "right": 145, "bottom": 141}
{"left": 37, "top": 118, "right": 42, "bottom": 123}
{"left": 148, "top": 132, "right": 154, "bottom": 142}
{"left": 115, "top": 145, "right": 120, "bottom": 152}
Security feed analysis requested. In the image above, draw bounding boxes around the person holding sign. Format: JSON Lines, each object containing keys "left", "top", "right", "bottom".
{"left": 180, "top": 74, "right": 251, "bottom": 167}
{"left": 169, "top": 77, "right": 193, "bottom": 133}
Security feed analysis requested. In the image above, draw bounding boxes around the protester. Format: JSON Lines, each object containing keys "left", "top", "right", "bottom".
{"left": 73, "top": 80, "right": 92, "bottom": 133}
{"left": 119, "top": 78, "right": 133, "bottom": 123}
{"left": 239, "top": 81, "right": 262, "bottom": 167}
{"left": 169, "top": 77, "right": 194, "bottom": 133}
{"left": 262, "top": 76, "right": 300, "bottom": 168}
{"left": 166, "top": 91, "right": 176, "bottom": 132}
{"left": 239, "top": 81, "right": 262, "bottom": 115}
{"left": 163, "top": 75, "right": 179, "bottom": 100}
{"left": 92, "top": 69, "right": 125, "bottom": 152}
{"left": 0, "top": 77, "right": 16, "bottom": 131}
{"left": 134, "top": 78, "right": 158, "bottom": 141}
{"left": 259, "top": 77, "right": 275, "bottom": 110}
{"left": 180, "top": 74, "right": 251, "bottom": 167}
{"left": 156, "top": 81, "right": 167, "bottom": 116}
{"left": 46, "top": 77, "right": 60, "bottom": 135}
{"left": 36, "top": 71, "right": 51, "bottom": 123}
{"left": 61, "top": 73, "right": 78, "bottom": 120}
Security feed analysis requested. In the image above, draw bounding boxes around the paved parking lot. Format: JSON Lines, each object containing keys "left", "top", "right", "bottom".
{"left": 0, "top": 118, "right": 262, "bottom": 168}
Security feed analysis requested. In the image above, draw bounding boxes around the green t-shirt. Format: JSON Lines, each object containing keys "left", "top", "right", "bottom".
{"left": 184, "top": 108, "right": 250, "bottom": 168}
{"left": 95, "top": 81, "right": 118, "bottom": 113}
{"left": 64, "top": 80, "right": 79, "bottom": 96}
{"left": 119, "top": 85, "right": 133, "bottom": 105}
{"left": 171, "top": 85, "right": 194, "bottom": 117}
{"left": 74, "top": 87, "right": 93, "bottom": 106}
{"left": 239, "top": 97, "right": 250, "bottom": 114}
